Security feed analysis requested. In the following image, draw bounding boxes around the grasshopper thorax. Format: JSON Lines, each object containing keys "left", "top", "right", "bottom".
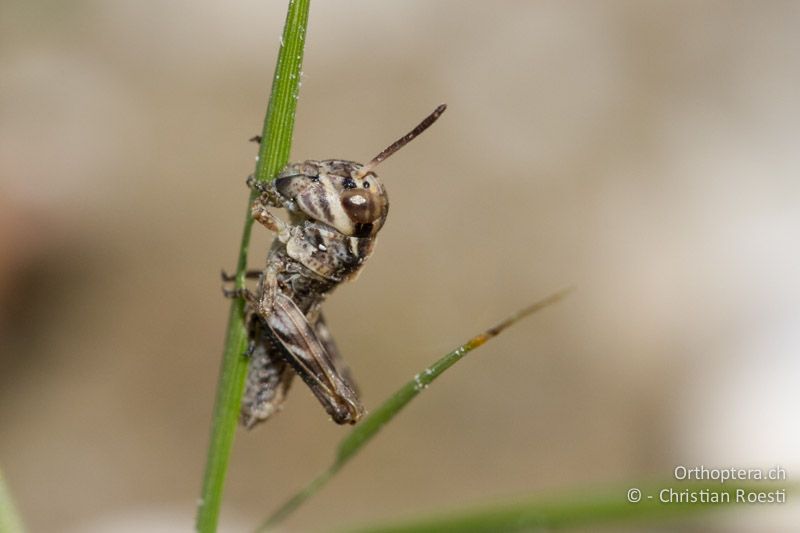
{"left": 274, "top": 160, "right": 388, "bottom": 238}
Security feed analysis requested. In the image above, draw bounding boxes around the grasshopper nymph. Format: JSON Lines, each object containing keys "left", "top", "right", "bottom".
{"left": 224, "top": 105, "right": 447, "bottom": 427}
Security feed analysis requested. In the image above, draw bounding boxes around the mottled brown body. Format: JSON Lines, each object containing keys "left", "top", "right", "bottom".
{"left": 242, "top": 162, "right": 379, "bottom": 426}
{"left": 228, "top": 105, "right": 446, "bottom": 427}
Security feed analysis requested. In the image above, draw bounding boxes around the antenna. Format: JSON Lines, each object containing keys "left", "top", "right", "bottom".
{"left": 354, "top": 104, "right": 447, "bottom": 178}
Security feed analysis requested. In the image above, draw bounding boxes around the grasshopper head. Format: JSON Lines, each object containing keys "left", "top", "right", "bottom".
{"left": 273, "top": 104, "right": 447, "bottom": 238}
{"left": 274, "top": 161, "right": 388, "bottom": 238}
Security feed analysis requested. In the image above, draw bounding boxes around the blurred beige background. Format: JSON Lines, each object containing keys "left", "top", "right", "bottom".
{"left": 1, "top": 1, "right": 799, "bottom": 531}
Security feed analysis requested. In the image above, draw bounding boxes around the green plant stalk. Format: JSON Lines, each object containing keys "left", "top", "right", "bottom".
{"left": 0, "top": 467, "right": 25, "bottom": 533}
{"left": 196, "top": 1, "right": 310, "bottom": 531}
{"left": 342, "top": 483, "right": 792, "bottom": 533}
{"left": 258, "top": 288, "right": 572, "bottom": 531}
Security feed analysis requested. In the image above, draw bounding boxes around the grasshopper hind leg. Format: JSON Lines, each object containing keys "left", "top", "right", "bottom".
{"left": 265, "top": 292, "right": 364, "bottom": 424}
{"left": 311, "top": 309, "right": 360, "bottom": 397}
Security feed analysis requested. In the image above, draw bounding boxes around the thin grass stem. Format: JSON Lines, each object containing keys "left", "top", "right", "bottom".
{"left": 196, "top": 1, "right": 310, "bottom": 531}
{"left": 257, "top": 288, "right": 572, "bottom": 531}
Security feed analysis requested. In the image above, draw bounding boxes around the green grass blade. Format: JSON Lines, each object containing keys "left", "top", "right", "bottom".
{"left": 195, "top": 1, "right": 310, "bottom": 532}
{"left": 257, "top": 289, "right": 572, "bottom": 531}
{"left": 0, "top": 466, "right": 25, "bottom": 533}
{"left": 341, "top": 483, "right": 793, "bottom": 532}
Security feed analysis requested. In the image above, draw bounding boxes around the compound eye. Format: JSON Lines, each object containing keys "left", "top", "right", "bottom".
{"left": 340, "top": 189, "right": 380, "bottom": 226}
{"left": 342, "top": 177, "right": 357, "bottom": 189}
